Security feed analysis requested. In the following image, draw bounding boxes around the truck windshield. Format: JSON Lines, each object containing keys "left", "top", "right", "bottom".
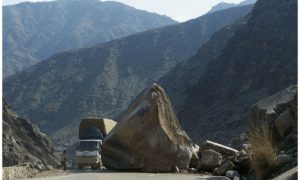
{"left": 77, "top": 141, "right": 99, "bottom": 151}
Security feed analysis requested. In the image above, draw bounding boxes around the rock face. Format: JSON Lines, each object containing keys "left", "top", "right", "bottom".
{"left": 102, "top": 84, "right": 193, "bottom": 172}
{"left": 2, "top": 99, "right": 58, "bottom": 169}
{"left": 247, "top": 85, "right": 297, "bottom": 179}
{"left": 251, "top": 85, "right": 297, "bottom": 146}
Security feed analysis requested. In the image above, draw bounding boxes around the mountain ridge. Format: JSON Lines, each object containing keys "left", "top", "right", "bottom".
{"left": 208, "top": 0, "right": 257, "bottom": 13}
{"left": 3, "top": 0, "right": 177, "bottom": 77}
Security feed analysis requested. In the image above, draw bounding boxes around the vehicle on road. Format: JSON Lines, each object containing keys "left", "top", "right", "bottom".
{"left": 75, "top": 118, "right": 116, "bottom": 169}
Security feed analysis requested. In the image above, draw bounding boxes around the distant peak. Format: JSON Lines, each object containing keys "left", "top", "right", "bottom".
{"left": 57, "top": 0, "right": 101, "bottom": 3}
{"left": 208, "top": 0, "right": 257, "bottom": 14}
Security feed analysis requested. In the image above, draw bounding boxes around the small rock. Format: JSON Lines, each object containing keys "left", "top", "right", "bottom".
{"left": 276, "top": 153, "right": 293, "bottom": 166}
{"left": 46, "top": 165, "right": 54, "bottom": 170}
{"left": 188, "top": 167, "right": 198, "bottom": 173}
{"left": 226, "top": 170, "right": 241, "bottom": 180}
{"left": 236, "top": 153, "right": 250, "bottom": 174}
{"left": 33, "top": 162, "right": 44, "bottom": 171}
{"left": 190, "top": 144, "right": 199, "bottom": 168}
{"left": 198, "top": 149, "right": 222, "bottom": 171}
{"left": 172, "top": 166, "right": 180, "bottom": 173}
{"left": 241, "top": 144, "right": 250, "bottom": 151}
{"left": 274, "top": 109, "right": 296, "bottom": 138}
{"left": 213, "top": 160, "right": 235, "bottom": 175}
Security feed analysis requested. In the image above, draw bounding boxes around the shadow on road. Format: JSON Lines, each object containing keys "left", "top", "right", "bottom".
{"left": 66, "top": 168, "right": 150, "bottom": 174}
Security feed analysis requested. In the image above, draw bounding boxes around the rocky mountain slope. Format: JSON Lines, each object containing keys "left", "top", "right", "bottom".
{"left": 3, "top": 5, "right": 253, "bottom": 146}
{"left": 247, "top": 85, "right": 297, "bottom": 179}
{"left": 161, "top": 0, "right": 297, "bottom": 144}
{"left": 159, "top": 14, "right": 251, "bottom": 112}
{"left": 3, "top": 0, "right": 176, "bottom": 77}
{"left": 2, "top": 99, "right": 58, "bottom": 168}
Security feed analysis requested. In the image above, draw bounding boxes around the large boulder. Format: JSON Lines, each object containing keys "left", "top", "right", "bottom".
{"left": 248, "top": 85, "right": 297, "bottom": 147}
{"left": 251, "top": 85, "right": 297, "bottom": 126}
{"left": 102, "top": 84, "right": 193, "bottom": 172}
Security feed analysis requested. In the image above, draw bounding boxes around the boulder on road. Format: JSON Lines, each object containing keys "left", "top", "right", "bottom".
{"left": 199, "top": 140, "right": 238, "bottom": 158}
{"left": 102, "top": 84, "right": 193, "bottom": 172}
{"left": 198, "top": 149, "right": 222, "bottom": 171}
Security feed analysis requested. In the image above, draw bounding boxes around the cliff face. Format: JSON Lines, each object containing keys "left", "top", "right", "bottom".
{"left": 161, "top": 0, "right": 297, "bottom": 144}
{"left": 3, "top": 99, "right": 59, "bottom": 168}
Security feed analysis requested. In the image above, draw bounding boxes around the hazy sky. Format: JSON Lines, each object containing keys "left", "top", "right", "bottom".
{"left": 3, "top": 0, "right": 244, "bottom": 22}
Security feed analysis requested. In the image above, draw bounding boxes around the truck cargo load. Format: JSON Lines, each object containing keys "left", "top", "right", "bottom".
{"left": 79, "top": 118, "right": 117, "bottom": 139}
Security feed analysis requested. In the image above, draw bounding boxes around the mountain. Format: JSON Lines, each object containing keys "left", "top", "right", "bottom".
{"left": 3, "top": 0, "right": 176, "bottom": 78}
{"left": 3, "top": 5, "right": 253, "bottom": 147}
{"left": 208, "top": 0, "right": 257, "bottom": 13}
{"left": 3, "top": 98, "right": 58, "bottom": 168}
{"left": 160, "top": 0, "right": 297, "bottom": 144}
{"left": 159, "top": 14, "right": 251, "bottom": 112}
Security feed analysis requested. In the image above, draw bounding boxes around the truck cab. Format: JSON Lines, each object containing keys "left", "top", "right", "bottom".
{"left": 75, "top": 139, "right": 102, "bottom": 169}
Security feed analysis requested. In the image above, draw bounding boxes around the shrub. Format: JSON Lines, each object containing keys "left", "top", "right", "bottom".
{"left": 247, "top": 118, "right": 278, "bottom": 180}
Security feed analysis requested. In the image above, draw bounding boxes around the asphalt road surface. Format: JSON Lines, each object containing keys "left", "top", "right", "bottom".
{"left": 29, "top": 170, "right": 230, "bottom": 180}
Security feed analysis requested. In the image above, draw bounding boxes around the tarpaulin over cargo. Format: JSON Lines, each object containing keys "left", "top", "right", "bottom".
{"left": 79, "top": 118, "right": 117, "bottom": 139}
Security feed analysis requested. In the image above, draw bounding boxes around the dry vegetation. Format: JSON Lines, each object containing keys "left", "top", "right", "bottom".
{"left": 247, "top": 117, "right": 278, "bottom": 180}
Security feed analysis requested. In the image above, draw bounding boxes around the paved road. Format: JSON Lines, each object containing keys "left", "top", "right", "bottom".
{"left": 29, "top": 170, "right": 229, "bottom": 180}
